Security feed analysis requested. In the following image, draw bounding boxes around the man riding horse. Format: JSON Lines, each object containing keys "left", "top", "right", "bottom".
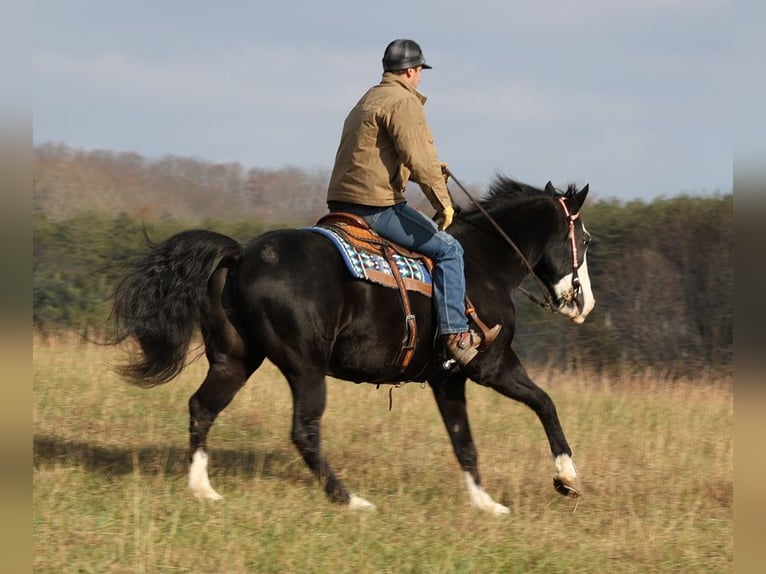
{"left": 326, "top": 38, "right": 501, "bottom": 366}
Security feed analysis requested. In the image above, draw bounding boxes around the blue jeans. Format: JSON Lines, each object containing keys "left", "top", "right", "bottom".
{"left": 329, "top": 202, "right": 468, "bottom": 335}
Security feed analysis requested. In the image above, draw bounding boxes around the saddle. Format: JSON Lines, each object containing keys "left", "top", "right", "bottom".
{"left": 316, "top": 212, "right": 434, "bottom": 297}
{"left": 311, "top": 212, "right": 496, "bottom": 371}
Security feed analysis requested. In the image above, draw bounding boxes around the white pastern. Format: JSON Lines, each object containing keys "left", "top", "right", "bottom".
{"left": 553, "top": 255, "right": 595, "bottom": 323}
{"left": 348, "top": 494, "right": 377, "bottom": 511}
{"left": 554, "top": 454, "right": 581, "bottom": 496}
{"left": 555, "top": 454, "right": 578, "bottom": 482}
{"left": 188, "top": 449, "right": 223, "bottom": 500}
{"left": 463, "top": 472, "right": 510, "bottom": 515}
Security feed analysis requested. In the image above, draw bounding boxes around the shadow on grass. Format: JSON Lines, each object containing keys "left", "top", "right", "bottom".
{"left": 33, "top": 434, "right": 313, "bottom": 485}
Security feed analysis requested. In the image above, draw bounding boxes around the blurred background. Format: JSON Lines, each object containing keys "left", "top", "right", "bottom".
{"left": 30, "top": 0, "right": 734, "bottom": 377}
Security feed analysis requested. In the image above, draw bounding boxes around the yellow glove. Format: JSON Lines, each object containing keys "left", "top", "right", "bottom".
{"left": 440, "top": 162, "right": 450, "bottom": 185}
{"left": 437, "top": 205, "right": 454, "bottom": 231}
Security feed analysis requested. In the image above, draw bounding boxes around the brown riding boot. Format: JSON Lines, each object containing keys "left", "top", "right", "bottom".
{"left": 445, "top": 324, "right": 502, "bottom": 367}
{"left": 445, "top": 330, "right": 481, "bottom": 366}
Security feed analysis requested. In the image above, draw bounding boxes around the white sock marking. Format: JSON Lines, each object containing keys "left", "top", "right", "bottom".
{"left": 463, "top": 472, "right": 510, "bottom": 515}
{"left": 555, "top": 454, "right": 578, "bottom": 483}
{"left": 188, "top": 449, "right": 223, "bottom": 500}
{"left": 348, "top": 494, "right": 376, "bottom": 511}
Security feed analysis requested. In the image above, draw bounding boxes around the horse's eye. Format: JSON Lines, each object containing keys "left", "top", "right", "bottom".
{"left": 582, "top": 233, "right": 591, "bottom": 247}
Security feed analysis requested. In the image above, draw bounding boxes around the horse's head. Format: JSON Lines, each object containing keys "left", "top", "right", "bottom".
{"left": 536, "top": 182, "right": 596, "bottom": 324}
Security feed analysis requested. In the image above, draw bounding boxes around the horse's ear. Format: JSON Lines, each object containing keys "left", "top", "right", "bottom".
{"left": 544, "top": 181, "right": 556, "bottom": 195}
{"left": 569, "top": 184, "right": 589, "bottom": 213}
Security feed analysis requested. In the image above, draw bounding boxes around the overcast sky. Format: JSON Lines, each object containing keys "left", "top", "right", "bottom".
{"left": 32, "top": 0, "right": 734, "bottom": 201}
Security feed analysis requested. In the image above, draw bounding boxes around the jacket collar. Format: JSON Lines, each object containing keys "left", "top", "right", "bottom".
{"left": 380, "top": 72, "right": 427, "bottom": 104}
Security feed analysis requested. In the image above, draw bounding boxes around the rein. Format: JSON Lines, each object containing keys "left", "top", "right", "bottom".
{"left": 443, "top": 168, "right": 579, "bottom": 313}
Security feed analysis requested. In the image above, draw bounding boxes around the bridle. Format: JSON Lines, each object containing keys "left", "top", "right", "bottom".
{"left": 556, "top": 196, "right": 582, "bottom": 306}
{"left": 443, "top": 168, "right": 582, "bottom": 314}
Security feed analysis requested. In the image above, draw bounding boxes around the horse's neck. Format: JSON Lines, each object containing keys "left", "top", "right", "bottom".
{"left": 463, "top": 203, "right": 554, "bottom": 282}
{"left": 504, "top": 204, "right": 553, "bottom": 253}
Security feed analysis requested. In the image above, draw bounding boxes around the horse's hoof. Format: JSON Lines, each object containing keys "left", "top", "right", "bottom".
{"left": 553, "top": 454, "right": 581, "bottom": 497}
{"left": 192, "top": 488, "right": 223, "bottom": 501}
{"left": 487, "top": 501, "right": 511, "bottom": 515}
{"left": 553, "top": 477, "right": 581, "bottom": 497}
{"left": 349, "top": 494, "right": 377, "bottom": 511}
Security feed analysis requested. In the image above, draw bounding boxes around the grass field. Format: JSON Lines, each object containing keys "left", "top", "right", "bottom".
{"left": 33, "top": 334, "right": 732, "bottom": 573}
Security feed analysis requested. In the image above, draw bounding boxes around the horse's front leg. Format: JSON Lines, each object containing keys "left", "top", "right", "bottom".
{"left": 478, "top": 352, "right": 582, "bottom": 497}
{"left": 430, "top": 376, "right": 510, "bottom": 515}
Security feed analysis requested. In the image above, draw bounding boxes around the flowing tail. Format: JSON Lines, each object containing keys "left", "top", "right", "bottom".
{"left": 110, "top": 229, "right": 243, "bottom": 387}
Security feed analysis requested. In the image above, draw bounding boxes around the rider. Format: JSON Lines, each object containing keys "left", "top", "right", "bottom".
{"left": 326, "top": 38, "right": 500, "bottom": 366}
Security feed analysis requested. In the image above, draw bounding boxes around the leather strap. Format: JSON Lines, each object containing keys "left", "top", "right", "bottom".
{"left": 465, "top": 296, "right": 496, "bottom": 350}
{"left": 382, "top": 245, "right": 417, "bottom": 369}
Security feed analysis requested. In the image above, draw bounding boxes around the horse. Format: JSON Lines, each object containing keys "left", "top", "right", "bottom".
{"left": 109, "top": 175, "right": 595, "bottom": 515}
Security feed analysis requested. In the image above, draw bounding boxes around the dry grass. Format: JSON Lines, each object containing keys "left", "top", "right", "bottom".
{"left": 33, "top": 333, "right": 732, "bottom": 573}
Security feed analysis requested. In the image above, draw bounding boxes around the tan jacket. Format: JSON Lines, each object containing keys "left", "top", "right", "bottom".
{"left": 327, "top": 73, "right": 452, "bottom": 212}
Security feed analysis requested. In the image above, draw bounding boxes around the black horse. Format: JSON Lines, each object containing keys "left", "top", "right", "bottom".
{"left": 110, "top": 175, "right": 594, "bottom": 514}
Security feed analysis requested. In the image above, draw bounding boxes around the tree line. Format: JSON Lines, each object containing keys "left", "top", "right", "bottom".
{"left": 511, "top": 193, "right": 732, "bottom": 375}
{"left": 33, "top": 144, "right": 732, "bottom": 376}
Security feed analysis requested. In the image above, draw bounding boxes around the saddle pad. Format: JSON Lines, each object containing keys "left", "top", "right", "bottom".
{"left": 304, "top": 226, "right": 433, "bottom": 297}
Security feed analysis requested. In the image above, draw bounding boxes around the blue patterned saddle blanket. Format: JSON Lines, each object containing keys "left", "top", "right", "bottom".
{"left": 304, "top": 225, "right": 433, "bottom": 297}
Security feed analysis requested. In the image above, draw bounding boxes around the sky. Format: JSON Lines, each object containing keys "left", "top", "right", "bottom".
{"left": 31, "top": 0, "right": 735, "bottom": 202}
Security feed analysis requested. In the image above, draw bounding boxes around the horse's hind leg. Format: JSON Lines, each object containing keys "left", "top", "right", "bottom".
{"left": 431, "top": 376, "right": 510, "bottom": 515}
{"left": 188, "top": 356, "right": 255, "bottom": 499}
{"left": 287, "top": 372, "right": 375, "bottom": 510}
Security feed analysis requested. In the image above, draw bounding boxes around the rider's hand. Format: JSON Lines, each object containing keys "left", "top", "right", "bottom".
{"left": 437, "top": 205, "right": 454, "bottom": 231}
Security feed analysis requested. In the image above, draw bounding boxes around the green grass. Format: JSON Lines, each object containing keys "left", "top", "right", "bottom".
{"left": 33, "top": 334, "right": 733, "bottom": 573}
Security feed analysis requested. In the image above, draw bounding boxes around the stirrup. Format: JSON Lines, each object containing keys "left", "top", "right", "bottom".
{"left": 480, "top": 324, "right": 502, "bottom": 350}
{"left": 464, "top": 297, "right": 501, "bottom": 350}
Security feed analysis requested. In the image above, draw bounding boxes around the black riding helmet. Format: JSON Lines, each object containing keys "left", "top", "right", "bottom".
{"left": 382, "top": 39, "right": 433, "bottom": 72}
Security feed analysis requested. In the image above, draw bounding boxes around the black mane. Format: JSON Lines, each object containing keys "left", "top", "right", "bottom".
{"left": 461, "top": 175, "right": 578, "bottom": 217}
